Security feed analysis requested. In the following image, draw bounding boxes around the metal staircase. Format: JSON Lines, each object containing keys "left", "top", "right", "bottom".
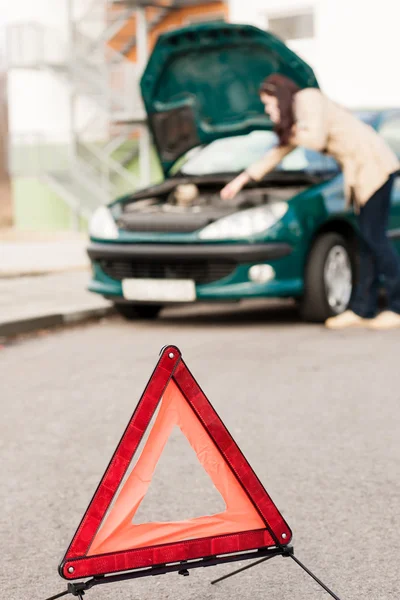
{"left": 119, "top": 6, "right": 172, "bottom": 58}
{"left": 6, "top": 0, "right": 153, "bottom": 227}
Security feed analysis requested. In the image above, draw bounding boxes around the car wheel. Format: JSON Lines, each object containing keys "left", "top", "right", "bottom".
{"left": 299, "top": 233, "right": 355, "bottom": 323}
{"left": 114, "top": 303, "right": 162, "bottom": 321}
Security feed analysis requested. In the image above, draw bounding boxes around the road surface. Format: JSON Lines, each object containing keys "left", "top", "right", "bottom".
{"left": 1, "top": 301, "right": 398, "bottom": 600}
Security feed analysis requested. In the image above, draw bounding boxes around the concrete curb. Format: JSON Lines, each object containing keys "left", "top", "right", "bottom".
{"left": 0, "top": 305, "right": 114, "bottom": 338}
{"left": 0, "top": 265, "right": 90, "bottom": 279}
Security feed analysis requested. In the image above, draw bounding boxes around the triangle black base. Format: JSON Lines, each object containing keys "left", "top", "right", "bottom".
{"left": 45, "top": 545, "right": 343, "bottom": 600}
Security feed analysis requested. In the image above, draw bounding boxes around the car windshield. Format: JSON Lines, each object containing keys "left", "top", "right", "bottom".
{"left": 178, "top": 130, "right": 339, "bottom": 177}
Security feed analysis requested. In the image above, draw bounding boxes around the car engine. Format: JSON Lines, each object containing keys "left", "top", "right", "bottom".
{"left": 117, "top": 183, "right": 306, "bottom": 234}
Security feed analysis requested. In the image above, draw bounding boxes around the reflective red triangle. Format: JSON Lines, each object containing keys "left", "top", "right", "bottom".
{"left": 60, "top": 346, "right": 292, "bottom": 580}
{"left": 86, "top": 379, "right": 265, "bottom": 555}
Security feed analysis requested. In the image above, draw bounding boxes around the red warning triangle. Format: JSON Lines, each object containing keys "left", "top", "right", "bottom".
{"left": 60, "top": 346, "right": 292, "bottom": 580}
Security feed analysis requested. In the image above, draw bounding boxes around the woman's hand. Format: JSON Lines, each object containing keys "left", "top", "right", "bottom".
{"left": 220, "top": 172, "right": 250, "bottom": 201}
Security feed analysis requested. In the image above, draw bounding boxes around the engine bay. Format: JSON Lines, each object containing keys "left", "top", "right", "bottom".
{"left": 117, "top": 182, "right": 307, "bottom": 234}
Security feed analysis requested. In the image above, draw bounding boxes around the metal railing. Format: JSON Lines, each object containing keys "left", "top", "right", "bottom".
{"left": 6, "top": 3, "right": 152, "bottom": 226}
{"left": 69, "top": 39, "right": 145, "bottom": 120}
{"left": 76, "top": 139, "right": 139, "bottom": 197}
{"left": 8, "top": 133, "right": 70, "bottom": 176}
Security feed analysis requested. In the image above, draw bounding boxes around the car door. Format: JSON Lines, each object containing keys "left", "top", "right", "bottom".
{"left": 378, "top": 112, "right": 400, "bottom": 254}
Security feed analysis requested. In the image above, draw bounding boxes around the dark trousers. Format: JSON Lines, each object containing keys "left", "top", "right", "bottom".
{"left": 351, "top": 174, "right": 400, "bottom": 318}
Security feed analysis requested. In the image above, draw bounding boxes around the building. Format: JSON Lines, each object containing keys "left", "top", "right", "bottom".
{"left": 229, "top": 0, "right": 400, "bottom": 108}
{"left": 5, "top": 0, "right": 228, "bottom": 230}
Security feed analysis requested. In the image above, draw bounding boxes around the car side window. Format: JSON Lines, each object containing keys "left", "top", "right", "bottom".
{"left": 379, "top": 116, "right": 400, "bottom": 159}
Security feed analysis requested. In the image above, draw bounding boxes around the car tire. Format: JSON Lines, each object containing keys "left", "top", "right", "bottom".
{"left": 114, "top": 303, "right": 162, "bottom": 321}
{"left": 299, "top": 233, "right": 355, "bottom": 323}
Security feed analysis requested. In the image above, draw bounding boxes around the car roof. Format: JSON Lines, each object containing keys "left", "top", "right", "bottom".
{"left": 353, "top": 110, "right": 381, "bottom": 126}
{"left": 353, "top": 108, "right": 400, "bottom": 127}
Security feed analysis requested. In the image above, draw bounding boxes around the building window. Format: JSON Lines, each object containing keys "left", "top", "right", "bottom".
{"left": 268, "top": 10, "right": 314, "bottom": 42}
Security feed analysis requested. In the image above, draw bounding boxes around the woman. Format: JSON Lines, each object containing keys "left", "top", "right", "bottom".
{"left": 221, "top": 74, "right": 400, "bottom": 329}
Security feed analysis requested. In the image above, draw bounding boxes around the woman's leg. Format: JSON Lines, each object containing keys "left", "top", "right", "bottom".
{"left": 350, "top": 225, "right": 380, "bottom": 319}
{"left": 352, "top": 175, "right": 400, "bottom": 316}
{"left": 326, "top": 206, "right": 379, "bottom": 328}
{"left": 379, "top": 181, "right": 400, "bottom": 314}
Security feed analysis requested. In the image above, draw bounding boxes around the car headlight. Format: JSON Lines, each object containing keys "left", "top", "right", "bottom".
{"left": 198, "top": 203, "right": 289, "bottom": 240}
{"left": 89, "top": 206, "right": 119, "bottom": 240}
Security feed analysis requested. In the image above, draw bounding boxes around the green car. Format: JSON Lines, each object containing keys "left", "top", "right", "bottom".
{"left": 87, "top": 22, "right": 400, "bottom": 322}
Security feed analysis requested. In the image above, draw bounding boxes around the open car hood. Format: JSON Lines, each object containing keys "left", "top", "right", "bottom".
{"left": 140, "top": 22, "right": 318, "bottom": 176}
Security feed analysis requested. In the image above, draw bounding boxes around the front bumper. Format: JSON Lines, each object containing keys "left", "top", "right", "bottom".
{"left": 88, "top": 241, "right": 303, "bottom": 302}
{"left": 87, "top": 242, "right": 293, "bottom": 262}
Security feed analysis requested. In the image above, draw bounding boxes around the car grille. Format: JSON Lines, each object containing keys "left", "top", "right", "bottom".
{"left": 98, "top": 259, "right": 236, "bottom": 285}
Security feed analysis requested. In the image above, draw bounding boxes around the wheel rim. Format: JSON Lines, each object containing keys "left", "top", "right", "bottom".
{"left": 323, "top": 245, "right": 353, "bottom": 314}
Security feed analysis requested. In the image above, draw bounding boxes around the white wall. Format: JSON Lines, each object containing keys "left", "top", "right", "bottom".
{"left": 3, "top": 0, "right": 105, "bottom": 142}
{"left": 230, "top": 0, "right": 400, "bottom": 108}
{"left": 315, "top": 0, "right": 400, "bottom": 107}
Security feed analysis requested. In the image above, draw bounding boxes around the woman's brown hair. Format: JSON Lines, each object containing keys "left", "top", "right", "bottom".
{"left": 259, "top": 74, "right": 300, "bottom": 146}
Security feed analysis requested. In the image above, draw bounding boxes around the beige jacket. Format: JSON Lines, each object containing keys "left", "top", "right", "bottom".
{"left": 246, "top": 88, "right": 399, "bottom": 207}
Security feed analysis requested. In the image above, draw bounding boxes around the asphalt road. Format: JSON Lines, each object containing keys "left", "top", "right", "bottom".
{"left": 1, "top": 301, "right": 399, "bottom": 600}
